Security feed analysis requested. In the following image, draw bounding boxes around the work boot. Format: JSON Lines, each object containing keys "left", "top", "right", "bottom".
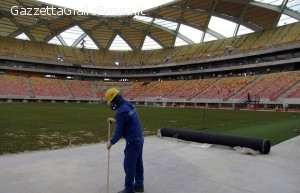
{"left": 135, "top": 187, "right": 144, "bottom": 192}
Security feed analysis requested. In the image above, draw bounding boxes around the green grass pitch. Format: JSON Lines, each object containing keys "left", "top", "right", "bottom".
{"left": 0, "top": 103, "right": 299, "bottom": 154}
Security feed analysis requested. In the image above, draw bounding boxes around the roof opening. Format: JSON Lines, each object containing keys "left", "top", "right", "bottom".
{"left": 278, "top": 14, "right": 299, "bottom": 26}
{"left": 15, "top": 33, "right": 30, "bottom": 41}
{"left": 203, "top": 33, "right": 217, "bottom": 42}
{"left": 76, "top": 35, "right": 98, "bottom": 50}
{"left": 237, "top": 25, "right": 254, "bottom": 36}
{"left": 174, "top": 37, "right": 188, "bottom": 47}
{"left": 154, "top": 18, "right": 178, "bottom": 30}
{"left": 60, "top": 26, "right": 85, "bottom": 46}
{"left": 142, "top": 36, "right": 162, "bottom": 50}
{"left": 48, "top": 36, "right": 62, "bottom": 45}
{"left": 287, "top": 0, "right": 300, "bottom": 12}
{"left": 178, "top": 24, "right": 203, "bottom": 43}
{"left": 109, "top": 35, "right": 132, "bottom": 51}
{"left": 254, "top": 0, "right": 284, "bottom": 6}
{"left": 134, "top": 15, "right": 154, "bottom": 23}
{"left": 209, "top": 16, "right": 236, "bottom": 38}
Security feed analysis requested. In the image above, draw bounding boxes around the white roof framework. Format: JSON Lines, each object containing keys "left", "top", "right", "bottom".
{"left": 0, "top": 0, "right": 299, "bottom": 50}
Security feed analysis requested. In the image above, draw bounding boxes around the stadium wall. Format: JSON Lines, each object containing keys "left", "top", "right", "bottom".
{"left": 1, "top": 23, "right": 300, "bottom": 111}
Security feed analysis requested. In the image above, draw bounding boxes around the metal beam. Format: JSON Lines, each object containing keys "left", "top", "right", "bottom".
{"left": 0, "top": 9, "right": 36, "bottom": 41}
{"left": 116, "top": 20, "right": 139, "bottom": 50}
{"left": 72, "top": 33, "right": 87, "bottom": 47}
{"left": 74, "top": 22, "right": 104, "bottom": 49}
{"left": 142, "top": 14, "right": 225, "bottom": 40}
{"left": 283, "top": 8, "right": 300, "bottom": 20}
{"left": 201, "top": 0, "right": 219, "bottom": 42}
{"left": 145, "top": 32, "right": 166, "bottom": 49}
{"left": 171, "top": 0, "right": 191, "bottom": 46}
{"left": 272, "top": 0, "right": 289, "bottom": 27}
{"left": 169, "top": 4, "right": 262, "bottom": 31}
{"left": 139, "top": 8, "right": 167, "bottom": 49}
{"left": 249, "top": 1, "right": 281, "bottom": 12}
{"left": 177, "top": 33, "right": 194, "bottom": 44}
{"left": 122, "top": 20, "right": 166, "bottom": 50}
{"left": 213, "top": 12, "right": 262, "bottom": 31}
{"left": 14, "top": 0, "right": 75, "bottom": 45}
{"left": 7, "top": 1, "right": 73, "bottom": 38}
{"left": 8, "top": 15, "right": 68, "bottom": 38}
{"left": 234, "top": 2, "right": 249, "bottom": 36}
{"left": 138, "top": 16, "right": 155, "bottom": 49}
{"left": 118, "top": 32, "right": 136, "bottom": 50}
{"left": 89, "top": 22, "right": 107, "bottom": 50}
{"left": 76, "top": 20, "right": 107, "bottom": 50}
{"left": 57, "top": 34, "right": 67, "bottom": 46}
{"left": 105, "top": 33, "right": 117, "bottom": 50}
{"left": 224, "top": 0, "right": 298, "bottom": 19}
{"left": 133, "top": 18, "right": 194, "bottom": 44}
{"left": 43, "top": 23, "right": 76, "bottom": 43}
{"left": 8, "top": 0, "right": 100, "bottom": 38}
{"left": 102, "top": 21, "right": 136, "bottom": 51}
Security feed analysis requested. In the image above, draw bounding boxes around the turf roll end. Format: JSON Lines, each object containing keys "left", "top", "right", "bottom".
{"left": 160, "top": 127, "right": 271, "bottom": 154}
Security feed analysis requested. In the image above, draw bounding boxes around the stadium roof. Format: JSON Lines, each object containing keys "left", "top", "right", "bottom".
{"left": 0, "top": 0, "right": 299, "bottom": 51}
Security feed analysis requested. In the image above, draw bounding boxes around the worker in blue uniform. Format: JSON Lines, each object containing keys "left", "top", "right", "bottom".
{"left": 105, "top": 88, "right": 144, "bottom": 193}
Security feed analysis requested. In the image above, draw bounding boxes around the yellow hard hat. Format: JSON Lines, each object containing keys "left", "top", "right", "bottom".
{"left": 105, "top": 88, "right": 120, "bottom": 105}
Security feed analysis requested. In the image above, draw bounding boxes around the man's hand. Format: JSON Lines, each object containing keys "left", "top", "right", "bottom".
{"left": 107, "top": 142, "right": 112, "bottom": 150}
{"left": 107, "top": 117, "right": 116, "bottom": 124}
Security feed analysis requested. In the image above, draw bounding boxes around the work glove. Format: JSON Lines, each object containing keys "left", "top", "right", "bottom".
{"left": 107, "top": 142, "right": 112, "bottom": 150}
{"left": 107, "top": 117, "right": 116, "bottom": 124}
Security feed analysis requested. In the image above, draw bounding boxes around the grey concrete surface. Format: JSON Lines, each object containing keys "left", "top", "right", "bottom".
{"left": 0, "top": 135, "right": 300, "bottom": 193}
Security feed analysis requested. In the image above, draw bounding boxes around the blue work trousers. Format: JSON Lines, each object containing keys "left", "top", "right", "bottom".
{"left": 123, "top": 140, "right": 144, "bottom": 193}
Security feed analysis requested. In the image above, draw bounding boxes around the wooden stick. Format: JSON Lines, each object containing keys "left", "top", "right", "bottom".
{"left": 106, "top": 122, "right": 111, "bottom": 193}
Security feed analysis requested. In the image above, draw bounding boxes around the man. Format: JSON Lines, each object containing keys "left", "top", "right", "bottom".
{"left": 283, "top": 102, "right": 289, "bottom": 112}
{"left": 105, "top": 88, "right": 144, "bottom": 193}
